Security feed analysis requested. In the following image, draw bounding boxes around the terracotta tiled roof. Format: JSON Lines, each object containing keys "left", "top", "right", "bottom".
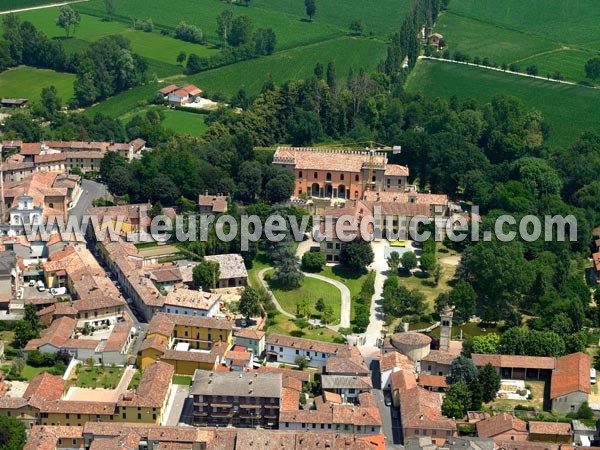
{"left": 326, "top": 355, "right": 369, "bottom": 375}
{"left": 273, "top": 147, "right": 387, "bottom": 173}
{"left": 139, "top": 334, "right": 168, "bottom": 353}
{"left": 391, "top": 332, "right": 432, "bottom": 347}
{"left": 418, "top": 374, "right": 448, "bottom": 389}
{"left": 235, "top": 328, "right": 265, "bottom": 340}
{"left": 379, "top": 351, "right": 415, "bottom": 373}
{"left": 476, "top": 413, "right": 527, "bottom": 438}
{"left": 267, "top": 333, "right": 353, "bottom": 356}
{"left": 472, "top": 354, "right": 556, "bottom": 370}
{"left": 550, "top": 352, "right": 590, "bottom": 398}
{"left": 24, "top": 316, "right": 76, "bottom": 351}
{"left": 158, "top": 84, "right": 178, "bottom": 95}
{"left": 362, "top": 190, "right": 449, "bottom": 205}
{"left": 163, "top": 287, "right": 220, "bottom": 311}
{"left": 255, "top": 366, "right": 310, "bottom": 382}
{"left": 421, "top": 350, "right": 458, "bottom": 366}
{"left": 528, "top": 421, "right": 571, "bottom": 435}
{"left": 384, "top": 164, "right": 410, "bottom": 176}
{"left": 119, "top": 361, "right": 174, "bottom": 408}
{"left": 281, "top": 387, "right": 300, "bottom": 411}
{"left": 198, "top": 194, "right": 227, "bottom": 213}
{"left": 391, "top": 369, "right": 417, "bottom": 392}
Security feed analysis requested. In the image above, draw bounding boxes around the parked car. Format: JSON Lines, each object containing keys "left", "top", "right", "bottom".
{"left": 384, "top": 392, "right": 392, "bottom": 406}
{"left": 28, "top": 280, "right": 36, "bottom": 287}
{"left": 392, "top": 408, "right": 399, "bottom": 420}
{"left": 239, "top": 319, "right": 248, "bottom": 327}
{"left": 36, "top": 280, "right": 46, "bottom": 292}
{"left": 50, "top": 287, "right": 67, "bottom": 296}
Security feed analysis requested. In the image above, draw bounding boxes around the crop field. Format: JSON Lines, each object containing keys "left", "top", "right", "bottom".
{"left": 84, "top": 83, "right": 160, "bottom": 117}
{"left": 0, "top": 66, "right": 75, "bottom": 101}
{"left": 405, "top": 59, "right": 600, "bottom": 147}
{"left": 186, "top": 36, "right": 387, "bottom": 97}
{"left": 17, "top": 8, "right": 218, "bottom": 77}
{"left": 434, "top": 0, "right": 600, "bottom": 83}
{"left": 0, "top": 0, "right": 78, "bottom": 11}
{"left": 161, "top": 110, "right": 209, "bottom": 136}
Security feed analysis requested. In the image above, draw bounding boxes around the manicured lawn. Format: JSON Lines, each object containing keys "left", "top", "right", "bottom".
{"left": 317, "top": 265, "right": 369, "bottom": 320}
{"left": 486, "top": 380, "right": 547, "bottom": 412}
{"left": 265, "top": 312, "right": 344, "bottom": 343}
{"left": 128, "top": 369, "right": 142, "bottom": 389}
{"left": 405, "top": 59, "right": 600, "bottom": 147}
{"left": 0, "top": 363, "right": 61, "bottom": 382}
{"left": 0, "top": 66, "right": 75, "bottom": 102}
{"left": 161, "top": 110, "right": 209, "bottom": 136}
{"left": 185, "top": 36, "right": 387, "bottom": 97}
{"left": 69, "top": 365, "right": 124, "bottom": 389}
{"left": 247, "top": 252, "right": 272, "bottom": 289}
{"left": 172, "top": 374, "right": 192, "bottom": 386}
{"left": 268, "top": 269, "right": 342, "bottom": 324}
{"left": 84, "top": 82, "right": 160, "bottom": 117}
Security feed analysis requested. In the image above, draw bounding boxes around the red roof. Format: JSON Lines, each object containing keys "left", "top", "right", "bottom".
{"left": 476, "top": 412, "right": 527, "bottom": 438}
{"left": 593, "top": 252, "right": 600, "bottom": 272}
{"left": 550, "top": 352, "right": 590, "bottom": 398}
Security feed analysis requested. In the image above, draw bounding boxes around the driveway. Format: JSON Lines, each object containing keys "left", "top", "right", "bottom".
{"left": 164, "top": 384, "right": 190, "bottom": 425}
{"left": 372, "top": 388, "right": 404, "bottom": 449}
{"left": 361, "top": 239, "right": 390, "bottom": 350}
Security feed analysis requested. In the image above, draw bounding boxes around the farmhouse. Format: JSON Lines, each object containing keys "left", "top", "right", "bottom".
{"left": 158, "top": 84, "right": 203, "bottom": 106}
{"left": 272, "top": 146, "right": 409, "bottom": 200}
{"left": 198, "top": 193, "right": 228, "bottom": 214}
{"left": 428, "top": 33, "right": 444, "bottom": 49}
{"left": 1, "top": 98, "right": 28, "bottom": 107}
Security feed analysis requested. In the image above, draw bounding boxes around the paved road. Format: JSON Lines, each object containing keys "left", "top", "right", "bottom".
{"left": 69, "top": 179, "right": 108, "bottom": 222}
{"left": 373, "top": 388, "right": 404, "bottom": 449}
{"left": 164, "top": 384, "right": 190, "bottom": 426}
{"left": 257, "top": 267, "right": 351, "bottom": 329}
{"left": 361, "top": 239, "right": 389, "bottom": 350}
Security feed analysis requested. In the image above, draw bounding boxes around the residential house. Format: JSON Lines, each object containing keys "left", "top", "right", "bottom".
{"left": 418, "top": 374, "right": 448, "bottom": 392}
{"left": 162, "top": 286, "right": 221, "bottom": 316}
{"left": 234, "top": 328, "right": 266, "bottom": 357}
{"left": 476, "top": 413, "right": 528, "bottom": 441}
{"left": 203, "top": 253, "right": 248, "bottom": 288}
{"left": 428, "top": 33, "right": 444, "bottom": 48}
{"left": 528, "top": 422, "right": 572, "bottom": 444}
{"left": 0, "top": 250, "right": 17, "bottom": 309}
{"left": 166, "top": 84, "right": 202, "bottom": 106}
{"left": 190, "top": 370, "right": 282, "bottom": 428}
{"left": 266, "top": 333, "right": 358, "bottom": 368}
{"left": 379, "top": 351, "right": 415, "bottom": 390}
{"left": 198, "top": 193, "right": 228, "bottom": 214}
{"left": 550, "top": 352, "right": 590, "bottom": 413}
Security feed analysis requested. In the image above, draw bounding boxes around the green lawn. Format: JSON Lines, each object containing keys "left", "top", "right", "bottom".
{"left": 172, "top": 374, "right": 192, "bottom": 386}
{"left": 0, "top": 363, "right": 60, "bottom": 381}
{"left": 69, "top": 365, "right": 124, "bottom": 389}
{"left": 265, "top": 312, "right": 344, "bottom": 343}
{"left": 514, "top": 49, "right": 598, "bottom": 84}
{"left": 317, "top": 266, "right": 369, "bottom": 320}
{"left": 405, "top": 59, "right": 600, "bottom": 147}
{"left": 161, "top": 110, "right": 209, "bottom": 136}
{"left": 268, "top": 269, "right": 342, "bottom": 324}
{"left": 247, "top": 251, "right": 272, "bottom": 289}
{"left": 128, "top": 369, "right": 142, "bottom": 389}
{"left": 185, "top": 36, "right": 387, "bottom": 97}
{"left": 0, "top": 66, "right": 75, "bottom": 102}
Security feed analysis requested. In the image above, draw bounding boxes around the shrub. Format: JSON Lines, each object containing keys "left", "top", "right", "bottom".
{"left": 175, "top": 22, "right": 204, "bottom": 44}
{"left": 301, "top": 252, "right": 326, "bottom": 272}
{"left": 290, "top": 330, "right": 305, "bottom": 337}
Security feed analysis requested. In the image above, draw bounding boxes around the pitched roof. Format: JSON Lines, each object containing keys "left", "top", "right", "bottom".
{"left": 24, "top": 316, "right": 76, "bottom": 351}
{"left": 418, "top": 374, "right": 448, "bottom": 389}
{"left": 379, "top": 351, "right": 415, "bottom": 373}
{"left": 476, "top": 413, "right": 528, "bottom": 438}
{"left": 119, "top": 361, "right": 174, "bottom": 408}
{"left": 148, "top": 312, "right": 234, "bottom": 338}
{"left": 24, "top": 373, "right": 66, "bottom": 404}
{"left": 326, "top": 355, "right": 369, "bottom": 375}
{"left": 266, "top": 333, "right": 353, "bottom": 356}
{"left": 550, "top": 352, "right": 590, "bottom": 398}
{"left": 204, "top": 254, "right": 248, "bottom": 280}
{"left": 163, "top": 287, "right": 220, "bottom": 311}
{"left": 471, "top": 354, "right": 556, "bottom": 370}
{"left": 528, "top": 421, "right": 571, "bottom": 435}
{"left": 235, "top": 328, "right": 265, "bottom": 340}
{"left": 273, "top": 147, "right": 388, "bottom": 173}
{"left": 198, "top": 194, "right": 227, "bottom": 213}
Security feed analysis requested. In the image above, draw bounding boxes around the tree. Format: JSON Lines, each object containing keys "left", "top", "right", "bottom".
{"left": 56, "top": 6, "right": 80, "bottom": 37}
{"left": 302, "top": 251, "right": 326, "bottom": 272}
{"left": 193, "top": 260, "right": 220, "bottom": 289}
{"left": 420, "top": 252, "right": 436, "bottom": 273}
{"left": 13, "top": 320, "right": 38, "bottom": 349}
{"left": 40, "top": 85, "right": 62, "bottom": 116}
{"left": 326, "top": 61, "right": 336, "bottom": 90}
{"left": 448, "top": 280, "right": 477, "bottom": 321}
{"left": 228, "top": 15, "right": 253, "bottom": 47}
{"left": 239, "top": 286, "right": 261, "bottom": 320}
{"left": 526, "top": 64, "right": 538, "bottom": 76}
{"left": 442, "top": 382, "right": 471, "bottom": 419}
{"left": 340, "top": 240, "right": 373, "bottom": 271}
{"left": 349, "top": 19, "right": 363, "bottom": 35}
{"left": 304, "top": 0, "right": 316, "bottom": 21}
{"left": 585, "top": 57, "right": 600, "bottom": 80}
{"left": 186, "top": 53, "right": 203, "bottom": 74}
{"left": 106, "top": 164, "right": 130, "bottom": 196}
{"left": 315, "top": 297, "right": 326, "bottom": 312}
{"left": 469, "top": 380, "right": 484, "bottom": 410}
{"left": 216, "top": 10, "right": 233, "bottom": 48}
{"left": 577, "top": 402, "right": 594, "bottom": 420}
{"left": 387, "top": 251, "right": 401, "bottom": 274}
{"left": 175, "top": 22, "right": 204, "bottom": 43}
{"left": 472, "top": 334, "right": 500, "bottom": 354}
{"left": 10, "top": 358, "right": 24, "bottom": 377}
{"left": 448, "top": 355, "right": 478, "bottom": 384}
{"left": 295, "top": 356, "right": 308, "bottom": 369}
{"left": 104, "top": 0, "right": 117, "bottom": 20}
{"left": 0, "top": 415, "right": 26, "bottom": 450}
{"left": 477, "top": 363, "right": 501, "bottom": 403}
{"left": 322, "top": 305, "right": 335, "bottom": 324}
{"left": 267, "top": 230, "right": 304, "bottom": 289}
{"left": 400, "top": 251, "right": 418, "bottom": 272}
{"left": 265, "top": 172, "right": 294, "bottom": 203}
{"left": 24, "top": 303, "right": 41, "bottom": 332}
{"left": 253, "top": 28, "right": 276, "bottom": 55}
{"left": 176, "top": 51, "right": 187, "bottom": 65}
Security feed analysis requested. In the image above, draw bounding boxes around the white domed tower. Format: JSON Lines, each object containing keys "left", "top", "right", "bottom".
{"left": 440, "top": 306, "right": 453, "bottom": 352}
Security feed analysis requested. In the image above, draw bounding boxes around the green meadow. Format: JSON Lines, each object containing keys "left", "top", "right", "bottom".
{"left": 405, "top": 59, "right": 600, "bottom": 147}
{"left": 0, "top": 66, "right": 75, "bottom": 101}
{"left": 161, "top": 110, "right": 209, "bottom": 136}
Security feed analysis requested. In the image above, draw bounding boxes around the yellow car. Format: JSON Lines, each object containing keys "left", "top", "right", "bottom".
{"left": 390, "top": 240, "right": 406, "bottom": 247}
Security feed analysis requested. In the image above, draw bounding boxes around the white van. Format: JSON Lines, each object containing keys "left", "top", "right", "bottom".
{"left": 591, "top": 368, "right": 596, "bottom": 384}
{"left": 36, "top": 280, "right": 46, "bottom": 292}
{"left": 50, "top": 287, "right": 67, "bottom": 296}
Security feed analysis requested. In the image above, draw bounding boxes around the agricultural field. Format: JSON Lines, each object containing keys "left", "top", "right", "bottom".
{"left": 186, "top": 36, "right": 387, "bottom": 97}
{"left": 0, "top": 0, "right": 78, "bottom": 11}
{"left": 83, "top": 83, "right": 160, "bottom": 118}
{"left": 434, "top": 0, "right": 600, "bottom": 83}
{"left": 406, "top": 59, "right": 600, "bottom": 147}
{"left": 161, "top": 110, "right": 209, "bottom": 136}
{"left": 16, "top": 8, "right": 218, "bottom": 77}
{"left": 0, "top": 66, "right": 75, "bottom": 101}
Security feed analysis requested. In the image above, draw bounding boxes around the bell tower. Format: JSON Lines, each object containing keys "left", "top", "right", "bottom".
{"left": 440, "top": 306, "right": 453, "bottom": 352}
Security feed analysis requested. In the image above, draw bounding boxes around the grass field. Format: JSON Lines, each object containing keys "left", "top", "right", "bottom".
{"left": 268, "top": 270, "right": 342, "bottom": 325}
{"left": 0, "top": 66, "right": 75, "bottom": 101}
{"left": 16, "top": 8, "right": 218, "bottom": 78}
{"left": 186, "top": 36, "right": 387, "bottom": 97}
{"left": 161, "top": 110, "right": 209, "bottom": 136}
{"left": 265, "top": 313, "right": 343, "bottom": 343}
{"left": 172, "top": 374, "right": 193, "bottom": 386}
{"left": 0, "top": 0, "right": 78, "bottom": 11}
{"left": 70, "top": 365, "right": 124, "bottom": 389}
{"left": 84, "top": 83, "right": 159, "bottom": 117}
{"left": 435, "top": 0, "right": 600, "bottom": 83}
{"left": 405, "top": 59, "right": 600, "bottom": 147}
